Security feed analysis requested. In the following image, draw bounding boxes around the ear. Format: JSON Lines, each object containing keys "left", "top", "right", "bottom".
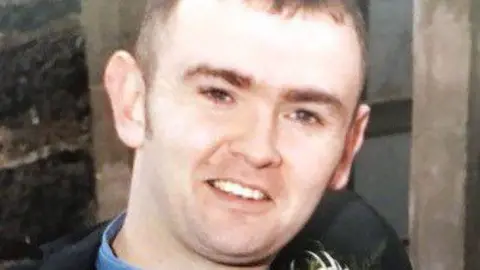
{"left": 329, "top": 104, "right": 370, "bottom": 190}
{"left": 104, "top": 50, "right": 147, "bottom": 149}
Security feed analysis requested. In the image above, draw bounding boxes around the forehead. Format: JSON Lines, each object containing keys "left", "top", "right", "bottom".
{"left": 155, "top": 0, "right": 363, "bottom": 109}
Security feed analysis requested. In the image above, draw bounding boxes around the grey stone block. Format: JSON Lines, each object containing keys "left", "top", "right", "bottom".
{"left": 0, "top": 26, "right": 91, "bottom": 166}
{"left": 0, "top": 0, "right": 80, "bottom": 32}
{"left": 0, "top": 150, "right": 96, "bottom": 246}
{"left": 0, "top": 28, "right": 88, "bottom": 127}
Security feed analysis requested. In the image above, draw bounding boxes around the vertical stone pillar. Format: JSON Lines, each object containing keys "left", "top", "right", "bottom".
{"left": 410, "top": 0, "right": 480, "bottom": 269}
{"left": 81, "top": 0, "right": 146, "bottom": 221}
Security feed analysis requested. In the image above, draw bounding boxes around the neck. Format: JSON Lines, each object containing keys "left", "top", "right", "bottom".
{"left": 111, "top": 168, "right": 270, "bottom": 270}
{"left": 112, "top": 210, "right": 269, "bottom": 270}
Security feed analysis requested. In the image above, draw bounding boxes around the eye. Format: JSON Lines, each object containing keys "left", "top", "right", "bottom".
{"left": 199, "top": 87, "right": 235, "bottom": 105}
{"left": 287, "top": 109, "right": 322, "bottom": 126}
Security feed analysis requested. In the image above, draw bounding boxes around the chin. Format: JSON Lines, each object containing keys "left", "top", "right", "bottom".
{"left": 212, "top": 255, "right": 273, "bottom": 268}
{"left": 199, "top": 245, "right": 275, "bottom": 267}
{"left": 192, "top": 230, "right": 282, "bottom": 266}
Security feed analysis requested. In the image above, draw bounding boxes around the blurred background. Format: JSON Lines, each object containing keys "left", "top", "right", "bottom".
{"left": 0, "top": 0, "right": 478, "bottom": 269}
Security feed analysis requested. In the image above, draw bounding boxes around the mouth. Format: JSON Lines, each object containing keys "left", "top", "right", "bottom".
{"left": 207, "top": 179, "right": 271, "bottom": 201}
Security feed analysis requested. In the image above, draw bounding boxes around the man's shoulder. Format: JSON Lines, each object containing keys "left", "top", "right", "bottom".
{"left": 318, "top": 191, "right": 411, "bottom": 269}
{"left": 273, "top": 190, "right": 412, "bottom": 270}
{"left": 2, "top": 221, "right": 109, "bottom": 270}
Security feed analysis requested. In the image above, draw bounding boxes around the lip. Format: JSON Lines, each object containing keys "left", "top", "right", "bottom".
{"left": 204, "top": 180, "right": 274, "bottom": 215}
{"left": 206, "top": 178, "right": 273, "bottom": 200}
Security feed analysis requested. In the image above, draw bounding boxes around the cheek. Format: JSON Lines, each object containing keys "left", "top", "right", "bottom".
{"left": 276, "top": 131, "right": 345, "bottom": 227}
{"left": 279, "top": 129, "right": 345, "bottom": 190}
{"left": 148, "top": 96, "right": 227, "bottom": 167}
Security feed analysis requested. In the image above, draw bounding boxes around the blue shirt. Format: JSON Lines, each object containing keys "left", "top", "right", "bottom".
{"left": 96, "top": 214, "right": 139, "bottom": 270}
{"left": 95, "top": 215, "right": 348, "bottom": 270}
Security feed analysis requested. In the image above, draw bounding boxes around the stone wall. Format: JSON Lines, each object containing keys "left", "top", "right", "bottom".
{"left": 0, "top": 0, "right": 96, "bottom": 258}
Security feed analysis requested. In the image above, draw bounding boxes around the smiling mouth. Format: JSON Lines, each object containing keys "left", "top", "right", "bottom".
{"left": 207, "top": 179, "right": 270, "bottom": 201}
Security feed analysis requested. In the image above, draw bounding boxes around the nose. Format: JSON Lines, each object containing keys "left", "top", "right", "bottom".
{"left": 228, "top": 120, "right": 282, "bottom": 169}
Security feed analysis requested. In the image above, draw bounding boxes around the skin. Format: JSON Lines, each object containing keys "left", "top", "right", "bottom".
{"left": 103, "top": 0, "right": 370, "bottom": 269}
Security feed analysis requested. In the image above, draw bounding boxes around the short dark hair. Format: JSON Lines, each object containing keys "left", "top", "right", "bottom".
{"left": 134, "top": 0, "right": 367, "bottom": 85}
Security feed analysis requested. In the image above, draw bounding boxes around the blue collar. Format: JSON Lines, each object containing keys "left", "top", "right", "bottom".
{"left": 96, "top": 214, "right": 139, "bottom": 270}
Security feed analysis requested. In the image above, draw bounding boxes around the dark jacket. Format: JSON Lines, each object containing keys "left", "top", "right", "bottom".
{"left": 3, "top": 190, "right": 412, "bottom": 270}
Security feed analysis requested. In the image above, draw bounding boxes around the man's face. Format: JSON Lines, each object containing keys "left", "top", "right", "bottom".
{"left": 113, "top": 0, "right": 368, "bottom": 266}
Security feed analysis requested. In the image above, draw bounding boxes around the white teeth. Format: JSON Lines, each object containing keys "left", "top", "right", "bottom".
{"left": 211, "top": 180, "right": 266, "bottom": 200}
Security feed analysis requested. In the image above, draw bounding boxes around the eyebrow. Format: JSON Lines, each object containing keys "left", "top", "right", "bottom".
{"left": 283, "top": 88, "right": 345, "bottom": 116}
{"left": 183, "top": 65, "right": 253, "bottom": 88}
{"left": 183, "top": 64, "right": 345, "bottom": 116}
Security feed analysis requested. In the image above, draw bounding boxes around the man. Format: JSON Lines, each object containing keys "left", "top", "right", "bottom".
{"left": 7, "top": 0, "right": 402, "bottom": 269}
{"left": 101, "top": 0, "right": 368, "bottom": 268}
